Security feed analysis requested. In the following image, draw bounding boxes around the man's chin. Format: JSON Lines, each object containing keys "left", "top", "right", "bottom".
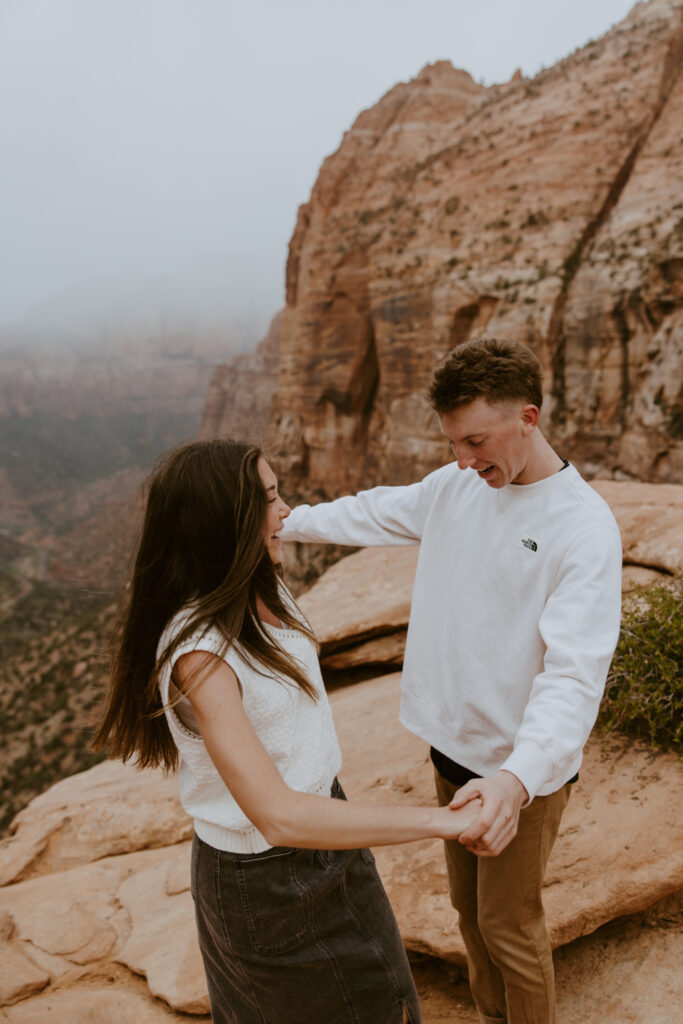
{"left": 477, "top": 467, "right": 503, "bottom": 487}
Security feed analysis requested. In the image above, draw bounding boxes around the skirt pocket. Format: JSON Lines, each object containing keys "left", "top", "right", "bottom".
{"left": 233, "top": 847, "right": 311, "bottom": 956}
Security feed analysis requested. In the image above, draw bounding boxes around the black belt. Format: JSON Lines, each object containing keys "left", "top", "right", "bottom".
{"left": 430, "top": 746, "right": 578, "bottom": 788}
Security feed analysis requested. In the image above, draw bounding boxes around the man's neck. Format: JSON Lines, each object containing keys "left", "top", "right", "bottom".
{"left": 515, "top": 434, "right": 566, "bottom": 485}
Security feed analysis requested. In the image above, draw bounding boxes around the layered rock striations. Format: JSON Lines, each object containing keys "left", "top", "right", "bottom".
{"left": 265, "top": 0, "right": 683, "bottom": 497}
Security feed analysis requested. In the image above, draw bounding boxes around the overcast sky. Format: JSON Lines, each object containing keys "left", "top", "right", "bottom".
{"left": 0, "top": 0, "right": 639, "bottom": 341}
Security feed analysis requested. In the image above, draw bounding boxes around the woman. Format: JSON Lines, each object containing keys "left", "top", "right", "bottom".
{"left": 94, "top": 439, "right": 479, "bottom": 1024}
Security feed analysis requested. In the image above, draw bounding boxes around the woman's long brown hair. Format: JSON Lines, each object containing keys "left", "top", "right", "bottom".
{"left": 92, "top": 439, "right": 318, "bottom": 772}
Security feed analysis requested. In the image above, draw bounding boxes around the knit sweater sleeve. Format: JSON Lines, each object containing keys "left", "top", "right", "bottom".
{"left": 499, "top": 522, "right": 622, "bottom": 801}
{"left": 282, "top": 467, "right": 449, "bottom": 546}
{"left": 158, "top": 613, "right": 245, "bottom": 704}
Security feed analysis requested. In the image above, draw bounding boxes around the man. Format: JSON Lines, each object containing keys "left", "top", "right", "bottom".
{"left": 282, "top": 337, "right": 622, "bottom": 1024}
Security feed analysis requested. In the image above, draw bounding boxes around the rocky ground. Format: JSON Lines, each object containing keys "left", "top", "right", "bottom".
{"left": 0, "top": 475, "right": 681, "bottom": 1021}
{"left": 0, "top": 681, "right": 680, "bottom": 1023}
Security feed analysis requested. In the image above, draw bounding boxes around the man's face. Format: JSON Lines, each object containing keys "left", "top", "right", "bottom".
{"left": 438, "top": 397, "right": 538, "bottom": 488}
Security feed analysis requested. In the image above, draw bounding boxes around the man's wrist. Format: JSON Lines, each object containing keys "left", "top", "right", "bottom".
{"left": 498, "top": 770, "right": 529, "bottom": 804}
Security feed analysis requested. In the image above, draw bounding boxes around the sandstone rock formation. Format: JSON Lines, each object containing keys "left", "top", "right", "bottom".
{"left": 256, "top": 0, "right": 683, "bottom": 497}
{"left": 199, "top": 311, "right": 281, "bottom": 446}
{"left": 591, "top": 479, "right": 683, "bottom": 572}
{"left": 408, "top": 890, "right": 683, "bottom": 1024}
{"left": 297, "top": 544, "right": 416, "bottom": 669}
{"left": 0, "top": 760, "right": 192, "bottom": 887}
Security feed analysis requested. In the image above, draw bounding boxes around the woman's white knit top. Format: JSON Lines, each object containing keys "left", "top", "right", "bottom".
{"left": 157, "top": 606, "right": 342, "bottom": 854}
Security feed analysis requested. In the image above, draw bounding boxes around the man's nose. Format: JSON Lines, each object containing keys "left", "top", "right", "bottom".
{"left": 456, "top": 451, "right": 476, "bottom": 470}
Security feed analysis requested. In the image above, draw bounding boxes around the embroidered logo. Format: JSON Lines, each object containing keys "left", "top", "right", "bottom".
{"left": 522, "top": 538, "right": 538, "bottom": 552}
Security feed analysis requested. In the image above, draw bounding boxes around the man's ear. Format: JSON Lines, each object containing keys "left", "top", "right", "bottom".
{"left": 520, "top": 404, "right": 539, "bottom": 434}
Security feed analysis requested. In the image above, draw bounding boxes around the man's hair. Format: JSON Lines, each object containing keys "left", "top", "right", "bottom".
{"left": 427, "top": 337, "right": 543, "bottom": 414}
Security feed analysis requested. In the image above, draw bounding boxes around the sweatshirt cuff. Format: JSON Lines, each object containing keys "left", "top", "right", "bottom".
{"left": 499, "top": 740, "right": 555, "bottom": 805}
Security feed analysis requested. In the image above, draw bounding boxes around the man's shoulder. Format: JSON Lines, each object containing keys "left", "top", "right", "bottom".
{"left": 546, "top": 470, "right": 622, "bottom": 570}
{"left": 564, "top": 468, "right": 620, "bottom": 534}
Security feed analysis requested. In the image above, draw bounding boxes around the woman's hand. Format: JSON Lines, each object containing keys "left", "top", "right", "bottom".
{"left": 450, "top": 771, "right": 528, "bottom": 855}
{"left": 433, "top": 798, "right": 483, "bottom": 841}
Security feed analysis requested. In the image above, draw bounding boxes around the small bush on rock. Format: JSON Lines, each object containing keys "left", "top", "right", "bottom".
{"left": 598, "top": 575, "right": 682, "bottom": 750}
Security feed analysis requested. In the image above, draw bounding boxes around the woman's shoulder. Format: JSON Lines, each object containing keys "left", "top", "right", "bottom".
{"left": 157, "top": 605, "right": 226, "bottom": 663}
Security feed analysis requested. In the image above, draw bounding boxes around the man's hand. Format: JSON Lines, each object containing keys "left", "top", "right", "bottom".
{"left": 449, "top": 771, "right": 529, "bottom": 856}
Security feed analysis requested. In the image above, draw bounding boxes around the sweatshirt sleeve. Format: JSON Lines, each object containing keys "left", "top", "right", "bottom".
{"left": 282, "top": 478, "right": 434, "bottom": 546}
{"left": 499, "top": 523, "right": 622, "bottom": 802}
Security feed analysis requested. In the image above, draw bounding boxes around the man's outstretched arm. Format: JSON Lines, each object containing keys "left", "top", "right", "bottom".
{"left": 283, "top": 477, "right": 435, "bottom": 547}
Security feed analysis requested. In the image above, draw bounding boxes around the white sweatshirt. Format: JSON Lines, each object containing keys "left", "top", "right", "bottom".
{"left": 283, "top": 462, "right": 622, "bottom": 801}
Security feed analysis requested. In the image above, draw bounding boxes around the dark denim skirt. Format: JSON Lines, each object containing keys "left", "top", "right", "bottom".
{"left": 190, "top": 779, "right": 422, "bottom": 1024}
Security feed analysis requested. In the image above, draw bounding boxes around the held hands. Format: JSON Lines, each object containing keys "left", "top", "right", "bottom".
{"left": 448, "top": 771, "right": 529, "bottom": 856}
{"left": 434, "top": 796, "right": 483, "bottom": 841}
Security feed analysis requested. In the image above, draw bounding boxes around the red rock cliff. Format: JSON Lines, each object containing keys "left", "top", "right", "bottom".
{"left": 200, "top": 311, "right": 281, "bottom": 446}
{"left": 267, "top": 0, "right": 683, "bottom": 496}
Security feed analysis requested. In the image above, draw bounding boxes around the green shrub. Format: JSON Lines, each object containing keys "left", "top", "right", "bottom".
{"left": 598, "top": 576, "right": 682, "bottom": 750}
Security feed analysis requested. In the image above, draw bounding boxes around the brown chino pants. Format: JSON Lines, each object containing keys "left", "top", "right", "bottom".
{"left": 434, "top": 769, "right": 571, "bottom": 1024}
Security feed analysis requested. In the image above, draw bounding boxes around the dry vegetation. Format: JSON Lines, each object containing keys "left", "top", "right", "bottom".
{"left": 0, "top": 582, "right": 115, "bottom": 833}
{"left": 598, "top": 575, "right": 683, "bottom": 751}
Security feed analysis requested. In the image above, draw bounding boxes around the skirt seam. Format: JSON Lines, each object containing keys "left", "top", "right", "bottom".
{"left": 341, "top": 856, "right": 405, "bottom": 1006}
{"left": 214, "top": 844, "right": 267, "bottom": 1024}
{"left": 294, "top": 857, "right": 361, "bottom": 1024}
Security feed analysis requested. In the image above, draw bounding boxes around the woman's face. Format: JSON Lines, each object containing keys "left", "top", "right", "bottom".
{"left": 257, "top": 457, "right": 291, "bottom": 563}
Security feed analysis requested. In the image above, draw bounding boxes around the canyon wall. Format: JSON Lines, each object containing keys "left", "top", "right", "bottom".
{"left": 200, "top": 311, "right": 281, "bottom": 448}
{"left": 259, "top": 0, "right": 683, "bottom": 497}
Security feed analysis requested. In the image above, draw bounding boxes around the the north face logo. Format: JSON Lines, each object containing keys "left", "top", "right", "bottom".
{"left": 522, "top": 538, "right": 538, "bottom": 552}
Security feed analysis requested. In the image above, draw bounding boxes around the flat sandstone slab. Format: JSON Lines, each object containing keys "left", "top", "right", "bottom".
{"left": 0, "top": 844, "right": 203, "bottom": 1015}
{"left": 297, "top": 544, "right": 419, "bottom": 648}
{"left": 3, "top": 987, "right": 194, "bottom": 1023}
{"left": 322, "top": 629, "right": 407, "bottom": 669}
{"left": 330, "top": 673, "right": 683, "bottom": 962}
{"left": 591, "top": 481, "right": 683, "bottom": 575}
{"left": 0, "top": 759, "right": 193, "bottom": 885}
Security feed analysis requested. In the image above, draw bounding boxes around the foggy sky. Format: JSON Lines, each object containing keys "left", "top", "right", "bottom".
{"left": 0, "top": 0, "right": 638, "bottom": 342}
